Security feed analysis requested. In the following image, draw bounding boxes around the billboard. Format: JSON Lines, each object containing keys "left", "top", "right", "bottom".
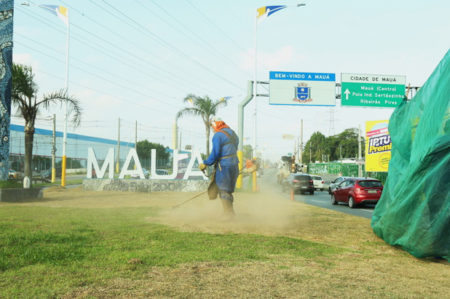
{"left": 269, "top": 71, "right": 336, "bottom": 106}
{"left": 365, "top": 120, "right": 391, "bottom": 172}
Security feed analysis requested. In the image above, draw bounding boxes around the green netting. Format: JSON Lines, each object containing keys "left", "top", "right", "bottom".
{"left": 371, "top": 50, "right": 450, "bottom": 261}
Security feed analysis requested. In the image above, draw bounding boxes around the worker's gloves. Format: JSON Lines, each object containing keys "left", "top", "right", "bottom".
{"left": 199, "top": 163, "right": 207, "bottom": 171}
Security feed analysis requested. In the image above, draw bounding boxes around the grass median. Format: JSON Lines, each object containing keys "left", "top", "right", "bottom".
{"left": 0, "top": 186, "right": 448, "bottom": 298}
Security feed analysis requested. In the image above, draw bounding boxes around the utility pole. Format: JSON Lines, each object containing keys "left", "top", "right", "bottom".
{"left": 135, "top": 120, "right": 137, "bottom": 151}
{"left": 309, "top": 144, "right": 312, "bottom": 163}
{"left": 299, "top": 119, "right": 303, "bottom": 165}
{"left": 134, "top": 120, "right": 137, "bottom": 170}
{"left": 51, "top": 114, "right": 56, "bottom": 183}
{"left": 116, "top": 118, "right": 120, "bottom": 174}
{"left": 358, "top": 124, "right": 362, "bottom": 177}
{"left": 172, "top": 119, "right": 178, "bottom": 150}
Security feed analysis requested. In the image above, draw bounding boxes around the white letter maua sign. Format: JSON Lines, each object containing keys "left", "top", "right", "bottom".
{"left": 86, "top": 147, "right": 207, "bottom": 180}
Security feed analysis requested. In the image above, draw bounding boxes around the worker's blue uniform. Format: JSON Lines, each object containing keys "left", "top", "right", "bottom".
{"left": 203, "top": 128, "right": 239, "bottom": 197}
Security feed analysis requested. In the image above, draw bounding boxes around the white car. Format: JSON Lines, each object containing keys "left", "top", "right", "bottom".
{"left": 311, "top": 175, "right": 325, "bottom": 191}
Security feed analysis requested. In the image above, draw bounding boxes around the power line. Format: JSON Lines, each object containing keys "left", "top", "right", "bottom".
{"left": 16, "top": 6, "right": 217, "bottom": 96}
{"left": 184, "top": 0, "right": 248, "bottom": 53}
{"left": 137, "top": 0, "right": 251, "bottom": 78}
{"left": 97, "top": 0, "right": 245, "bottom": 92}
{"left": 23, "top": 62, "right": 180, "bottom": 116}
{"left": 15, "top": 35, "right": 179, "bottom": 101}
{"left": 14, "top": 40, "right": 182, "bottom": 108}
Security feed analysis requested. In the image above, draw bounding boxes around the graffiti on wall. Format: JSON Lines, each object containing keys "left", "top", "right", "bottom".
{"left": 0, "top": 1, "right": 13, "bottom": 181}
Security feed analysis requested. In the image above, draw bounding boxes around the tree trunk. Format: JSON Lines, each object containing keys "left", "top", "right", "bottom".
{"left": 206, "top": 124, "right": 210, "bottom": 157}
{"left": 24, "top": 127, "right": 34, "bottom": 186}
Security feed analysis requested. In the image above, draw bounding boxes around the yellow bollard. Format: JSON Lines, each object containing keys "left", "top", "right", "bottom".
{"left": 61, "top": 155, "right": 66, "bottom": 187}
{"left": 252, "top": 170, "right": 257, "bottom": 192}
{"left": 236, "top": 150, "right": 243, "bottom": 189}
{"left": 51, "top": 167, "right": 56, "bottom": 183}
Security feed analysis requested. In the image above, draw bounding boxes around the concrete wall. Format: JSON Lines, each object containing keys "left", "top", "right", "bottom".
{"left": 83, "top": 179, "right": 209, "bottom": 192}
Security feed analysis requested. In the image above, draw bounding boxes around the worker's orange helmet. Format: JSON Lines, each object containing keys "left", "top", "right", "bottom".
{"left": 210, "top": 116, "right": 227, "bottom": 131}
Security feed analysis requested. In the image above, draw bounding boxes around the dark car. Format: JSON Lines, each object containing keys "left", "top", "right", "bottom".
{"left": 41, "top": 168, "right": 62, "bottom": 179}
{"left": 328, "top": 176, "right": 352, "bottom": 194}
{"left": 282, "top": 173, "right": 315, "bottom": 195}
{"left": 331, "top": 178, "right": 383, "bottom": 208}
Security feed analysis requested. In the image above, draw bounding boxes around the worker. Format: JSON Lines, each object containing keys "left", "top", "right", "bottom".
{"left": 200, "top": 117, "right": 239, "bottom": 216}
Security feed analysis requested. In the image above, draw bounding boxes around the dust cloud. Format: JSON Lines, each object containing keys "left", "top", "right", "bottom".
{"left": 149, "top": 189, "right": 308, "bottom": 236}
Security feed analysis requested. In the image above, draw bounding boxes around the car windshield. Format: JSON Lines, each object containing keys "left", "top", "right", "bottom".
{"left": 312, "top": 176, "right": 321, "bottom": 180}
{"left": 358, "top": 180, "right": 382, "bottom": 187}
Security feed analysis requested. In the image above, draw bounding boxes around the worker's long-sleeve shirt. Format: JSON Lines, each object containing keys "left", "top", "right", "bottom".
{"left": 203, "top": 128, "right": 239, "bottom": 167}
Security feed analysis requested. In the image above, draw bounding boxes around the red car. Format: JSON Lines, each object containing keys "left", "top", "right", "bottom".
{"left": 331, "top": 178, "right": 383, "bottom": 208}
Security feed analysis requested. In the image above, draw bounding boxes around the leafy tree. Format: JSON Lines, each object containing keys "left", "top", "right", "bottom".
{"left": 136, "top": 140, "right": 170, "bottom": 169}
{"left": 136, "top": 140, "right": 169, "bottom": 168}
{"left": 303, "top": 131, "right": 327, "bottom": 163}
{"left": 302, "top": 128, "right": 365, "bottom": 163}
{"left": 12, "top": 64, "right": 81, "bottom": 183}
{"left": 243, "top": 144, "right": 253, "bottom": 160}
{"left": 176, "top": 94, "right": 227, "bottom": 156}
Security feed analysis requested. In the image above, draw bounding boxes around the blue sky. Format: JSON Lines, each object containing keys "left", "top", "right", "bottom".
{"left": 12, "top": 0, "right": 450, "bottom": 161}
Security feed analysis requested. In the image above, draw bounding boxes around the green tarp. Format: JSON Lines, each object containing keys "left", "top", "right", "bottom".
{"left": 371, "top": 50, "right": 450, "bottom": 261}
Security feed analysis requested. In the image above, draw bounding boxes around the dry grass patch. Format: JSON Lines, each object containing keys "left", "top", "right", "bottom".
{"left": 0, "top": 185, "right": 448, "bottom": 298}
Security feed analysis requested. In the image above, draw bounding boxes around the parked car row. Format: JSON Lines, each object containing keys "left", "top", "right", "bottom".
{"left": 331, "top": 177, "right": 383, "bottom": 208}
{"left": 279, "top": 173, "right": 384, "bottom": 208}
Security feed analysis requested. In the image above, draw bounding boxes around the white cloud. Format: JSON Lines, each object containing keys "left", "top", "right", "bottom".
{"left": 240, "top": 45, "right": 303, "bottom": 72}
{"left": 13, "top": 53, "right": 40, "bottom": 71}
{"left": 259, "top": 46, "right": 294, "bottom": 70}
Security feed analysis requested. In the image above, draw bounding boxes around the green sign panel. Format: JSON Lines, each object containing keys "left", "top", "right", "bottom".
{"left": 341, "top": 73, "right": 406, "bottom": 107}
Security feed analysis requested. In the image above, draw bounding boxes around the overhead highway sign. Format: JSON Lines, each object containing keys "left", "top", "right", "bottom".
{"left": 341, "top": 73, "right": 406, "bottom": 107}
{"left": 269, "top": 71, "right": 336, "bottom": 106}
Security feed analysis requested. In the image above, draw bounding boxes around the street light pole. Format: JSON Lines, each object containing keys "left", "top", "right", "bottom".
{"left": 22, "top": 2, "right": 70, "bottom": 186}
{"left": 61, "top": 11, "right": 70, "bottom": 187}
{"left": 253, "top": 3, "right": 306, "bottom": 158}
{"left": 253, "top": 14, "right": 258, "bottom": 158}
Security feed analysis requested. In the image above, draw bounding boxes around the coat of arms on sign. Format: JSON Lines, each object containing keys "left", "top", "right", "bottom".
{"left": 294, "top": 83, "right": 312, "bottom": 103}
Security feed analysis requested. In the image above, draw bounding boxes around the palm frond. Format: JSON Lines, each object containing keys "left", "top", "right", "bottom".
{"left": 176, "top": 107, "right": 204, "bottom": 120}
{"left": 11, "top": 64, "right": 37, "bottom": 101}
{"left": 36, "top": 89, "right": 82, "bottom": 126}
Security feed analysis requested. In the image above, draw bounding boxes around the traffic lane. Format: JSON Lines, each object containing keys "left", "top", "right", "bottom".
{"left": 250, "top": 170, "right": 376, "bottom": 219}
{"left": 292, "top": 190, "right": 375, "bottom": 219}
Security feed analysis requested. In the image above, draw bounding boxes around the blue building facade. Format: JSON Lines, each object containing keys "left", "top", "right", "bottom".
{"left": 10, "top": 124, "right": 135, "bottom": 172}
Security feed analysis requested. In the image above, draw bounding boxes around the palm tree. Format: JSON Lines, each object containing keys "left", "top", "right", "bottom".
{"left": 176, "top": 94, "right": 227, "bottom": 156}
{"left": 12, "top": 63, "right": 81, "bottom": 184}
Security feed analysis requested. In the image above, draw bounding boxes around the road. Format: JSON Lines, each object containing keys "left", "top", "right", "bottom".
{"left": 263, "top": 170, "right": 376, "bottom": 219}
{"left": 290, "top": 189, "right": 375, "bottom": 219}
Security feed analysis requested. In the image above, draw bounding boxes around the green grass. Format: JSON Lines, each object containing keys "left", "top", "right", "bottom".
{"left": 33, "top": 178, "right": 84, "bottom": 187}
{"left": 0, "top": 180, "right": 22, "bottom": 189}
{"left": 0, "top": 206, "right": 343, "bottom": 297}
